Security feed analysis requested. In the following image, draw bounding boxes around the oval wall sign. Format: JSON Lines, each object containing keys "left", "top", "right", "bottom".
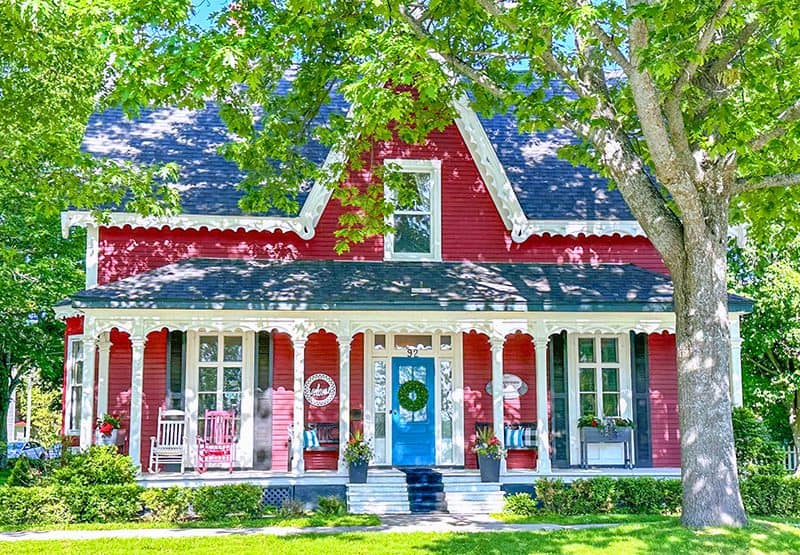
{"left": 485, "top": 373, "right": 528, "bottom": 399}
{"left": 303, "top": 373, "right": 337, "bottom": 407}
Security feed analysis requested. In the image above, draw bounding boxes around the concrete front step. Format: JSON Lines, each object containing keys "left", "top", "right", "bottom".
{"left": 347, "top": 475, "right": 411, "bottom": 514}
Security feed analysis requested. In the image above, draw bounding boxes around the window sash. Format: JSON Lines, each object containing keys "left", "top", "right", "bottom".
{"left": 66, "top": 337, "right": 84, "bottom": 434}
{"left": 577, "top": 336, "right": 622, "bottom": 417}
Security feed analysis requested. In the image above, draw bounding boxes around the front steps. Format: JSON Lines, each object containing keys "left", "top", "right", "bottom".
{"left": 347, "top": 470, "right": 410, "bottom": 514}
{"left": 441, "top": 475, "right": 506, "bottom": 514}
{"left": 402, "top": 468, "right": 447, "bottom": 513}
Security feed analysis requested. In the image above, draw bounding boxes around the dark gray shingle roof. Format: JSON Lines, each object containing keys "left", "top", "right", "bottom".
{"left": 66, "top": 258, "right": 753, "bottom": 312}
{"left": 82, "top": 100, "right": 633, "bottom": 220}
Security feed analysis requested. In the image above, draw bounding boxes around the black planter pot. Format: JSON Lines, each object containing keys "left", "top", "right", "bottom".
{"left": 478, "top": 454, "right": 501, "bottom": 482}
{"left": 348, "top": 461, "right": 369, "bottom": 483}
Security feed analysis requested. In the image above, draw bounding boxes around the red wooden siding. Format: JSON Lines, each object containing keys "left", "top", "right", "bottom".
{"left": 462, "top": 332, "right": 491, "bottom": 469}
{"left": 304, "top": 331, "right": 339, "bottom": 470}
{"left": 350, "top": 333, "right": 365, "bottom": 435}
{"left": 107, "top": 330, "right": 133, "bottom": 455}
{"left": 502, "top": 333, "right": 537, "bottom": 470}
{"left": 271, "top": 332, "right": 294, "bottom": 471}
{"left": 96, "top": 123, "right": 666, "bottom": 285}
{"left": 140, "top": 330, "right": 168, "bottom": 469}
{"left": 648, "top": 332, "right": 680, "bottom": 467}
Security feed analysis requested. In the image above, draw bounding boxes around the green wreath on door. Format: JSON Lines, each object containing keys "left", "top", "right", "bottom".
{"left": 398, "top": 379, "right": 428, "bottom": 412}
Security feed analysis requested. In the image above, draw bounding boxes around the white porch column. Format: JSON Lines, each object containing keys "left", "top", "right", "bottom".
{"left": 533, "top": 333, "right": 552, "bottom": 474}
{"left": 730, "top": 315, "right": 744, "bottom": 407}
{"left": 96, "top": 333, "right": 112, "bottom": 418}
{"left": 489, "top": 336, "right": 506, "bottom": 473}
{"left": 128, "top": 336, "right": 146, "bottom": 470}
{"left": 338, "top": 339, "right": 351, "bottom": 474}
{"left": 79, "top": 336, "right": 98, "bottom": 450}
{"left": 291, "top": 338, "right": 307, "bottom": 474}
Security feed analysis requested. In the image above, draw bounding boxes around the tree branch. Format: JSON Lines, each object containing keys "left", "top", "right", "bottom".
{"left": 588, "top": 24, "right": 634, "bottom": 75}
{"left": 670, "top": 0, "right": 735, "bottom": 100}
{"left": 734, "top": 173, "right": 800, "bottom": 195}
{"left": 750, "top": 99, "right": 800, "bottom": 151}
{"left": 704, "top": 19, "right": 760, "bottom": 78}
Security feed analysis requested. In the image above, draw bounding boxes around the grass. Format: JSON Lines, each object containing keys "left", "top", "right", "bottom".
{"left": 491, "top": 512, "right": 675, "bottom": 525}
{"left": 0, "top": 513, "right": 380, "bottom": 532}
{"left": 5, "top": 520, "right": 800, "bottom": 554}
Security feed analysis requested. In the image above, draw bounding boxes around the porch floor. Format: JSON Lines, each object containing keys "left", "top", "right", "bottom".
{"left": 137, "top": 466, "right": 680, "bottom": 487}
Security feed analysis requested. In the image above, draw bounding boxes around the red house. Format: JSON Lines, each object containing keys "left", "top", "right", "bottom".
{"left": 57, "top": 96, "right": 749, "bottom": 511}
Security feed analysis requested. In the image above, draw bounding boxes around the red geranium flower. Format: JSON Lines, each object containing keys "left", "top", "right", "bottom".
{"left": 591, "top": 421, "right": 598, "bottom": 427}
{"left": 99, "top": 422, "right": 114, "bottom": 436}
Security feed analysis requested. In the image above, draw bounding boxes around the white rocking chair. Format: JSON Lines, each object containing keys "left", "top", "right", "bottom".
{"left": 149, "top": 408, "right": 187, "bottom": 473}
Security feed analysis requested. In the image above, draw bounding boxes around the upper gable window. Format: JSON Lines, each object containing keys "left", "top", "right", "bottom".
{"left": 384, "top": 159, "right": 441, "bottom": 261}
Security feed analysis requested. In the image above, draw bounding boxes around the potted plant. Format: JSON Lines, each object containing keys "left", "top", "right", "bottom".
{"left": 95, "top": 413, "right": 122, "bottom": 446}
{"left": 472, "top": 426, "right": 506, "bottom": 482}
{"left": 578, "top": 415, "right": 633, "bottom": 439}
{"left": 343, "top": 431, "right": 373, "bottom": 483}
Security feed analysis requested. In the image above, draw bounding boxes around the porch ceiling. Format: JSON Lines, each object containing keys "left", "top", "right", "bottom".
{"left": 63, "top": 258, "right": 753, "bottom": 313}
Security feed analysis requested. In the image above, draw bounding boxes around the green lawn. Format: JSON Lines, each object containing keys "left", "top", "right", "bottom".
{"left": 6, "top": 521, "right": 800, "bottom": 554}
{"left": 0, "top": 513, "right": 380, "bottom": 533}
{"left": 492, "top": 513, "right": 674, "bottom": 526}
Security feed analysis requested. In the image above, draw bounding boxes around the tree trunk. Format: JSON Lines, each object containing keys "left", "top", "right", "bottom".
{"left": 789, "top": 392, "right": 800, "bottom": 476}
{"left": 673, "top": 199, "right": 748, "bottom": 528}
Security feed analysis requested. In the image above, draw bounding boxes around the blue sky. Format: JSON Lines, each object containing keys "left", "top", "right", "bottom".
{"left": 191, "top": 0, "right": 226, "bottom": 27}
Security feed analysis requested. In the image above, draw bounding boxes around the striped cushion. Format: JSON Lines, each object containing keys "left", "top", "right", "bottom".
{"left": 303, "top": 429, "right": 320, "bottom": 449}
{"left": 504, "top": 426, "right": 537, "bottom": 448}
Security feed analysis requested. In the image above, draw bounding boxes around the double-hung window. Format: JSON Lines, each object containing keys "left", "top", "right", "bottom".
{"left": 384, "top": 159, "right": 441, "bottom": 261}
{"left": 197, "top": 334, "right": 244, "bottom": 436}
{"left": 578, "top": 336, "right": 622, "bottom": 417}
{"left": 66, "top": 337, "right": 84, "bottom": 435}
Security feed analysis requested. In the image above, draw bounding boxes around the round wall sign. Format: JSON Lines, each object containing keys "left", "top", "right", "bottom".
{"left": 485, "top": 373, "right": 528, "bottom": 399}
{"left": 304, "top": 373, "right": 336, "bottom": 407}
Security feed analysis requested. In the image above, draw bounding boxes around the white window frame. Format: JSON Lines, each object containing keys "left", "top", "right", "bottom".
{"left": 383, "top": 159, "right": 442, "bottom": 261}
{"left": 186, "top": 331, "right": 255, "bottom": 469}
{"left": 65, "top": 335, "right": 84, "bottom": 436}
{"left": 567, "top": 333, "right": 633, "bottom": 465}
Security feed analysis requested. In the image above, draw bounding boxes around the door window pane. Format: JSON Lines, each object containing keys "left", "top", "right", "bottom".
{"left": 223, "top": 367, "right": 242, "bottom": 391}
{"left": 198, "top": 367, "right": 217, "bottom": 391}
{"left": 602, "top": 368, "right": 619, "bottom": 392}
{"left": 394, "top": 334, "right": 432, "bottom": 350}
{"left": 394, "top": 214, "right": 431, "bottom": 253}
{"left": 223, "top": 336, "right": 243, "bottom": 362}
{"left": 374, "top": 334, "right": 386, "bottom": 350}
{"left": 578, "top": 338, "right": 595, "bottom": 363}
{"left": 199, "top": 336, "right": 218, "bottom": 362}
{"left": 603, "top": 394, "right": 620, "bottom": 416}
{"left": 440, "top": 335, "right": 452, "bottom": 350}
{"left": 601, "top": 338, "right": 618, "bottom": 363}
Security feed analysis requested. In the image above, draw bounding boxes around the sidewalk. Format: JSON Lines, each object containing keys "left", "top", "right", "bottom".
{"left": 0, "top": 514, "right": 618, "bottom": 542}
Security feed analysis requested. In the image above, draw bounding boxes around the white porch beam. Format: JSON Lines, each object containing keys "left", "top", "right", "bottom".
{"left": 96, "top": 333, "right": 112, "bottom": 418}
{"left": 729, "top": 315, "right": 744, "bottom": 407}
{"left": 291, "top": 338, "right": 307, "bottom": 474}
{"left": 338, "top": 339, "right": 351, "bottom": 474}
{"left": 533, "top": 333, "right": 552, "bottom": 474}
{"left": 128, "top": 336, "right": 147, "bottom": 470}
{"left": 79, "top": 336, "right": 98, "bottom": 450}
{"left": 489, "top": 336, "right": 505, "bottom": 474}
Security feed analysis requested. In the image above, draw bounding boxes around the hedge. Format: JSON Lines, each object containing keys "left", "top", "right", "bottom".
{"left": 505, "top": 476, "right": 800, "bottom": 517}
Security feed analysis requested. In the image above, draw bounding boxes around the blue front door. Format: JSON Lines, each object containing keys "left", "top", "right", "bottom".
{"left": 392, "top": 357, "right": 436, "bottom": 466}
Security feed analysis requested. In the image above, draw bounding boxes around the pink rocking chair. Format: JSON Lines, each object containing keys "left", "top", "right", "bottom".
{"left": 196, "top": 410, "right": 236, "bottom": 473}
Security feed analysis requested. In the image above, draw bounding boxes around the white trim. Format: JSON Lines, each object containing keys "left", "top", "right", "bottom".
{"left": 567, "top": 333, "right": 633, "bottom": 466}
{"left": 85, "top": 224, "right": 99, "bottom": 289}
{"left": 96, "top": 333, "right": 111, "bottom": 418}
{"left": 129, "top": 337, "right": 146, "bottom": 469}
{"left": 729, "top": 313, "right": 744, "bottom": 407}
{"left": 65, "top": 335, "right": 84, "bottom": 437}
{"left": 383, "top": 158, "right": 442, "bottom": 262}
{"left": 533, "top": 331, "right": 552, "bottom": 474}
{"left": 79, "top": 336, "right": 97, "bottom": 450}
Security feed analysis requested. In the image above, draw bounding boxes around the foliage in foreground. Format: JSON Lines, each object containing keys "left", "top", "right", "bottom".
{"left": 504, "top": 476, "right": 800, "bottom": 519}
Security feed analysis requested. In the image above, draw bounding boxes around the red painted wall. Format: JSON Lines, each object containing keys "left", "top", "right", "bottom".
{"left": 271, "top": 332, "right": 294, "bottom": 471}
{"left": 106, "top": 330, "right": 132, "bottom": 455}
{"left": 350, "top": 333, "right": 365, "bottom": 435}
{"left": 140, "top": 330, "right": 168, "bottom": 469}
{"left": 502, "top": 333, "right": 537, "bottom": 470}
{"left": 648, "top": 332, "right": 680, "bottom": 467}
{"left": 95, "top": 124, "right": 666, "bottom": 285}
{"left": 462, "top": 332, "right": 491, "bottom": 469}
{"left": 304, "top": 331, "right": 339, "bottom": 470}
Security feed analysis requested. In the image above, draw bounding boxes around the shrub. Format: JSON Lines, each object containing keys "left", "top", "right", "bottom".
{"left": 534, "top": 478, "right": 579, "bottom": 515}
{"left": 0, "top": 486, "right": 70, "bottom": 525}
{"left": 316, "top": 495, "right": 346, "bottom": 516}
{"left": 741, "top": 475, "right": 800, "bottom": 516}
{"left": 142, "top": 487, "right": 191, "bottom": 522}
{"left": 732, "top": 407, "right": 785, "bottom": 477}
{"left": 570, "top": 477, "right": 616, "bottom": 514}
{"left": 615, "top": 477, "right": 681, "bottom": 515}
{"left": 278, "top": 498, "right": 307, "bottom": 517}
{"left": 504, "top": 492, "right": 538, "bottom": 516}
{"left": 8, "top": 457, "right": 41, "bottom": 487}
{"left": 51, "top": 446, "right": 137, "bottom": 486}
{"left": 58, "top": 485, "right": 144, "bottom": 523}
{"left": 191, "top": 484, "right": 264, "bottom": 520}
